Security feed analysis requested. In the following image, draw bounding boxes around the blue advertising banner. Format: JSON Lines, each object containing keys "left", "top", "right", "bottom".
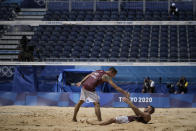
{"left": 0, "top": 92, "right": 196, "bottom": 108}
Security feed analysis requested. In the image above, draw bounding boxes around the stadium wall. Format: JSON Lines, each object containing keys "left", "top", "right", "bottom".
{"left": 1, "top": 63, "right": 196, "bottom": 108}
{"left": 1, "top": 63, "right": 196, "bottom": 92}
{"left": 0, "top": 92, "right": 196, "bottom": 108}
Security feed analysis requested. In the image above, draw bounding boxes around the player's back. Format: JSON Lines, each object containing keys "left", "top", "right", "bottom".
{"left": 82, "top": 70, "right": 107, "bottom": 91}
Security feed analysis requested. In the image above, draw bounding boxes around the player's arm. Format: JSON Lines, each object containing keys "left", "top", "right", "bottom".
{"left": 76, "top": 73, "right": 91, "bottom": 87}
{"left": 122, "top": 97, "right": 147, "bottom": 117}
{"left": 102, "top": 74, "right": 130, "bottom": 98}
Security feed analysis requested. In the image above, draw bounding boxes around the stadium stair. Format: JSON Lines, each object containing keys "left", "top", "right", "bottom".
{"left": 15, "top": 8, "right": 46, "bottom": 21}
{"left": 0, "top": 28, "right": 34, "bottom": 61}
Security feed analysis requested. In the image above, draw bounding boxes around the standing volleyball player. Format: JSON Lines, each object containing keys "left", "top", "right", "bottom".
{"left": 72, "top": 67, "right": 130, "bottom": 122}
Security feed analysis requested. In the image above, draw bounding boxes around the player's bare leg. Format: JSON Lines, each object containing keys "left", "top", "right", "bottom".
{"left": 93, "top": 102, "right": 102, "bottom": 121}
{"left": 72, "top": 100, "right": 84, "bottom": 122}
{"left": 86, "top": 118, "right": 116, "bottom": 125}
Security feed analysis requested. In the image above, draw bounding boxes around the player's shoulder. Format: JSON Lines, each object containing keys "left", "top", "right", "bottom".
{"left": 95, "top": 70, "right": 105, "bottom": 72}
{"left": 102, "top": 74, "right": 112, "bottom": 81}
{"left": 102, "top": 73, "right": 109, "bottom": 77}
{"left": 94, "top": 70, "right": 104, "bottom": 73}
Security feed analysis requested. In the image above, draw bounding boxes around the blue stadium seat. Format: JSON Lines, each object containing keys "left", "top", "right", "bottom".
{"left": 71, "top": 50, "right": 80, "bottom": 58}
{"left": 40, "top": 36, "right": 49, "bottom": 41}
{"left": 111, "top": 46, "right": 120, "bottom": 52}
{"left": 110, "top": 52, "right": 119, "bottom": 58}
{"left": 190, "top": 52, "right": 196, "bottom": 61}
{"left": 91, "top": 51, "right": 100, "bottom": 58}
{"left": 83, "top": 46, "right": 91, "bottom": 52}
{"left": 80, "top": 51, "right": 90, "bottom": 58}
{"left": 100, "top": 52, "right": 109, "bottom": 59}
{"left": 28, "top": 23, "right": 196, "bottom": 62}
{"left": 160, "top": 52, "right": 168, "bottom": 58}
{"left": 139, "top": 52, "right": 148, "bottom": 60}
{"left": 50, "top": 36, "right": 58, "bottom": 41}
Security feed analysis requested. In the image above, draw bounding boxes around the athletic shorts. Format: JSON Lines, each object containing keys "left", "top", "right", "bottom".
{"left": 80, "top": 87, "right": 99, "bottom": 103}
{"left": 115, "top": 116, "right": 129, "bottom": 124}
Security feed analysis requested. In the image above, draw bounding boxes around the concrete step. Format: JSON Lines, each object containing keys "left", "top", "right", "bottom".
{"left": 0, "top": 50, "right": 20, "bottom": 55}
{"left": 15, "top": 15, "right": 44, "bottom": 20}
{"left": 0, "top": 45, "right": 18, "bottom": 49}
{"left": 5, "top": 32, "right": 34, "bottom": 36}
{"left": 1, "top": 36, "right": 32, "bottom": 40}
{"left": 21, "top": 8, "right": 46, "bottom": 12}
{"left": 0, "top": 55, "right": 18, "bottom": 59}
{"left": 13, "top": 19, "right": 43, "bottom": 21}
{"left": 18, "top": 12, "right": 46, "bottom": 16}
{"left": 0, "top": 40, "right": 20, "bottom": 45}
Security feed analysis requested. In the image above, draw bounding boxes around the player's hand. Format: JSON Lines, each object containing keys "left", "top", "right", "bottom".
{"left": 122, "top": 97, "right": 130, "bottom": 104}
{"left": 76, "top": 82, "right": 82, "bottom": 87}
{"left": 125, "top": 92, "right": 130, "bottom": 99}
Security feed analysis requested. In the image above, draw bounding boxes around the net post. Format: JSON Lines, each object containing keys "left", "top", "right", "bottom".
{"left": 143, "top": 0, "right": 146, "bottom": 15}
{"left": 69, "top": 0, "right": 72, "bottom": 12}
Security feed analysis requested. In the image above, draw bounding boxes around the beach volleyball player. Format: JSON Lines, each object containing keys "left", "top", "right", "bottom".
{"left": 87, "top": 97, "right": 155, "bottom": 125}
{"left": 72, "top": 67, "right": 130, "bottom": 122}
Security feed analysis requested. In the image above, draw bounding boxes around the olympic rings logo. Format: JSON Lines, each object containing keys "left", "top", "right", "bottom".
{"left": 0, "top": 66, "right": 14, "bottom": 78}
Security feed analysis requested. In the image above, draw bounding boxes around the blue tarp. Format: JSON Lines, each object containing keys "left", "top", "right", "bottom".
{"left": 55, "top": 69, "right": 93, "bottom": 92}
{"left": 12, "top": 66, "right": 37, "bottom": 92}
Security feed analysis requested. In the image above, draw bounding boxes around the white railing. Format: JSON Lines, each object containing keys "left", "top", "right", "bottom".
{"left": 0, "top": 21, "right": 196, "bottom": 26}
{"left": 1, "top": 61, "right": 196, "bottom": 66}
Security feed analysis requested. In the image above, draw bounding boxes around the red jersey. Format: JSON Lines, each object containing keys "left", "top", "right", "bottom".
{"left": 82, "top": 70, "right": 108, "bottom": 91}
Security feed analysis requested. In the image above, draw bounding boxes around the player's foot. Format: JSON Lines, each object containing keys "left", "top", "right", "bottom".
{"left": 80, "top": 119, "right": 85, "bottom": 123}
{"left": 86, "top": 120, "right": 99, "bottom": 125}
{"left": 72, "top": 118, "right": 77, "bottom": 122}
{"left": 98, "top": 118, "right": 102, "bottom": 121}
{"left": 86, "top": 120, "right": 93, "bottom": 125}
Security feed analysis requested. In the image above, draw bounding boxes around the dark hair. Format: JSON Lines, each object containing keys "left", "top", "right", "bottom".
{"left": 144, "top": 78, "right": 148, "bottom": 83}
{"left": 149, "top": 106, "right": 155, "bottom": 114}
{"left": 109, "top": 67, "right": 117, "bottom": 74}
{"left": 147, "top": 77, "right": 150, "bottom": 80}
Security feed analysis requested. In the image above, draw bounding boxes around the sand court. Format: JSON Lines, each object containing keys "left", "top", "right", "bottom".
{"left": 0, "top": 106, "right": 196, "bottom": 131}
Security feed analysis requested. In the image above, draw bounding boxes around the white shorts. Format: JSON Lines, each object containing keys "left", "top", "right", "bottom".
{"left": 80, "top": 87, "right": 100, "bottom": 103}
{"left": 115, "top": 116, "right": 129, "bottom": 124}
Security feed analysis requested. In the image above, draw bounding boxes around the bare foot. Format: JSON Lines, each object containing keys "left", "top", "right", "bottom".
{"left": 80, "top": 119, "right": 85, "bottom": 123}
{"left": 98, "top": 119, "right": 102, "bottom": 121}
{"left": 86, "top": 120, "right": 97, "bottom": 125}
{"left": 86, "top": 120, "right": 93, "bottom": 125}
{"left": 72, "top": 118, "right": 77, "bottom": 122}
